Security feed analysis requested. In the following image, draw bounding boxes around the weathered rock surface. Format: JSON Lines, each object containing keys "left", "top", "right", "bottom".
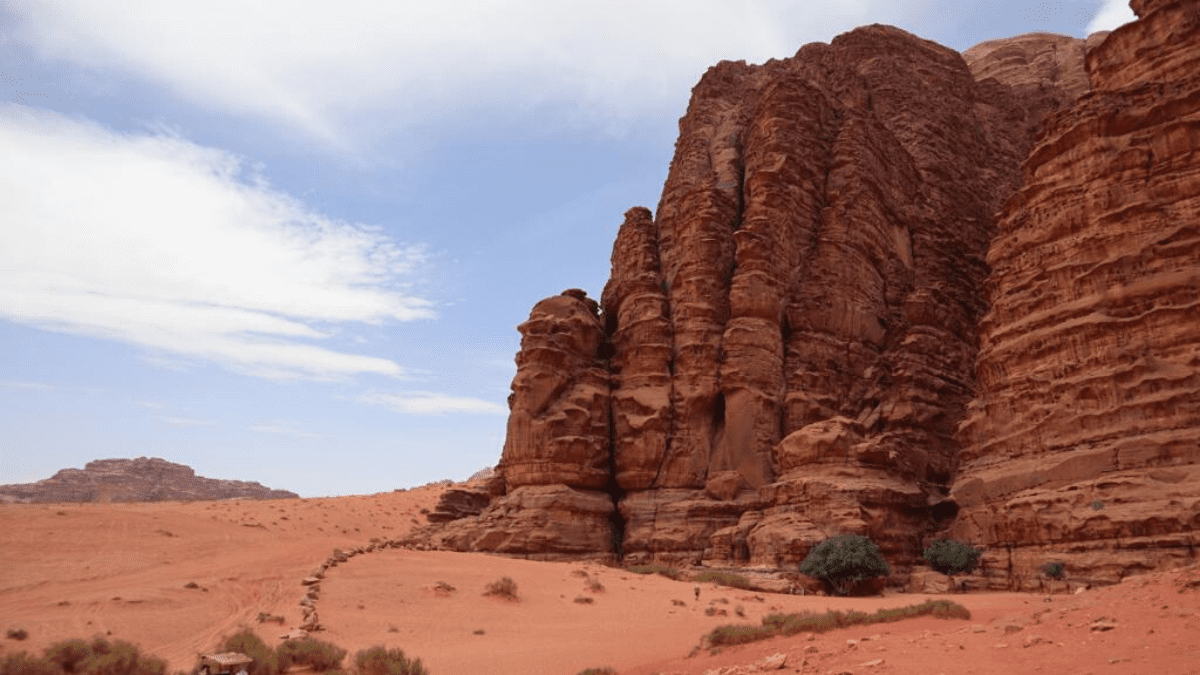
{"left": 499, "top": 289, "right": 612, "bottom": 491}
{"left": 949, "top": 0, "right": 1200, "bottom": 587}
{"left": 425, "top": 487, "right": 492, "bottom": 523}
{"left": 424, "top": 485, "right": 616, "bottom": 559}
{"left": 0, "top": 457, "right": 297, "bottom": 502}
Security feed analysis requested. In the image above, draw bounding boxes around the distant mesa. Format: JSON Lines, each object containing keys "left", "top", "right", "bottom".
{"left": 0, "top": 457, "right": 298, "bottom": 503}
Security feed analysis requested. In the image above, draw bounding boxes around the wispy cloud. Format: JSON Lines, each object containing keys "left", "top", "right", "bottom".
{"left": 0, "top": 105, "right": 434, "bottom": 380}
{"left": 361, "top": 391, "right": 507, "bottom": 416}
{"left": 249, "top": 422, "right": 321, "bottom": 439}
{"left": 156, "top": 415, "right": 216, "bottom": 427}
{"left": 4, "top": 0, "right": 908, "bottom": 149}
{"left": 1087, "top": 0, "right": 1136, "bottom": 32}
{"left": 0, "top": 379, "right": 54, "bottom": 392}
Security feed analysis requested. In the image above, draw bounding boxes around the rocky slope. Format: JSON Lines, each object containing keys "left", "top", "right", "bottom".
{"left": 0, "top": 457, "right": 298, "bottom": 502}
{"left": 423, "top": 25, "right": 1106, "bottom": 578}
{"left": 948, "top": 0, "right": 1200, "bottom": 587}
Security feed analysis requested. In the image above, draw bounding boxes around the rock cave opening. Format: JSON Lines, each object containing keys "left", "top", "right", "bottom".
{"left": 930, "top": 499, "right": 959, "bottom": 528}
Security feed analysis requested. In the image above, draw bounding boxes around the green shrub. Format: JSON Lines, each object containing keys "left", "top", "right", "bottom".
{"left": 923, "top": 539, "right": 981, "bottom": 576}
{"left": 353, "top": 646, "right": 427, "bottom": 675}
{"left": 483, "top": 576, "right": 518, "bottom": 600}
{"left": 220, "top": 630, "right": 278, "bottom": 675}
{"left": 1041, "top": 561, "right": 1066, "bottom": 580}
{"left": 694, "top": 571, "right": 754, "bottom": 590}
{"left": 276, "top": 638, "right": 346, "bottom": 672}
{"left": 624, "top": 564, "right": 682, "bottom": 580}
{"left": 799, "top": 534, "right": 889, "bottom": 595}
{"left": 705, "top": 599, "right": 970, "bottom": 647}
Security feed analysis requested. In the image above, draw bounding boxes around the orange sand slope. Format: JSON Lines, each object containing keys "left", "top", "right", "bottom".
{"left": 2, "top": 487, "right": 1197, "bottom": 675}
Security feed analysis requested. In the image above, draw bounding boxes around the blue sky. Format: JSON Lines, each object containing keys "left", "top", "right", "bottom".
{"left": 1, "top": 0, "right": 1135, "bottom": 497}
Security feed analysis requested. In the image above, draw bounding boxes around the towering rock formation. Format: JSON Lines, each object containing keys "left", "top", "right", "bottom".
{"left": 425, "top": 25, "right": 1105, "bottom": 576}
{"left": 424, "top": 2, "right": 1199, "bottom": 588}
{"left": 949, "top": 0, "right": 1200, "bottom": 586}
{"left": 0, "top": 457, "right": 298, "bottom": 502}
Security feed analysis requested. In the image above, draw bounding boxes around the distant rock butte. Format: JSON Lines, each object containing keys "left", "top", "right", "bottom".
{"left": 423, "top": 0, "right": 1200, "bottom": 589}
{"left": 0, "top": 457, "right": 298, "bottom": 502}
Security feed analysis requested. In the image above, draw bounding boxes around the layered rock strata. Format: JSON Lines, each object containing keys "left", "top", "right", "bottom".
{"left": 0, "top": 457, "right": 297, "bottom": 502}
{"left": 949, "top": 0, "right": 1200, "bottom": 586}
{"left": 435, "top": 25, "right": 1103, "bottom": 574}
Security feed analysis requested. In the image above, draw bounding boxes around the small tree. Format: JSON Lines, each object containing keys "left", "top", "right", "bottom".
{"left": 923, "top": 540, "right": 982, "bottom": 577}
{"left": 799, "top": 534, "right": 889, "bottom": 596}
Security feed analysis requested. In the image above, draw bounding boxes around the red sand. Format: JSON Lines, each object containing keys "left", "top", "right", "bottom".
{"left": 2, "top": 487, "right": 1197, "bottom": 674}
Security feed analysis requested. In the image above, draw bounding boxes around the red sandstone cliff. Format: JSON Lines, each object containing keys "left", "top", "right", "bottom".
{"left": 949, "top": 0, "right": 1200, "bottom": 588}
{"left": 423, "top": 24, "right": 1115, "bottom": 580}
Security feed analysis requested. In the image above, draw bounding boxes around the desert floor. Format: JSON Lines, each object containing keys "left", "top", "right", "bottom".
{"left": 2, "top": 485, "right": 1198, "bottom": 675}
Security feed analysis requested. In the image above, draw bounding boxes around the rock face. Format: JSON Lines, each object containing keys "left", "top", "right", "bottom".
{"left": 0, "top": 457, "right": 298, "bottom": 502}
{"left": 949, "top": 0, "right": 1200, "bottom": 587}
{"left": 437, "top": 24, "right": 1107, "bottom": 576}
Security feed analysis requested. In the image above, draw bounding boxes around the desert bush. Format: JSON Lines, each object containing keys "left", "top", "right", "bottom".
{"left": 276, "top": 638, "right": 346, "bottom": 672}
{"left": 31, "top": 639, "right": 166, "bottom": 675}
{"left": 220, "top": 630, "right": 278, "bottom": 675}
{"left": 1041, "top": 561, "right": 1066, "bottom": 579}
{"left": 575, "top": 668, "right": 617, "bottom": 675}
{"left": 6, "top": 629, "right": 28, "bottom": 641}
{"left": 799, "top": 534, "right": 889, "bottom": 595}
{"left": 79, "top": 638, "right": 166, "bottom": 675}
{"left": 586, "top": 578, "right": 604, "bottom": 593}
{"left": 573, "top": 596, "right": 594, "bottom": 604}
{"left": 694, "top": 571, "right": 754, "bottom": 590}
{"left": 705, "top": 624, "right": 776, "bottom": 647}
{"left": 706, "top": 599, "right": 970, "bottom": 647}
{"left": 624, "top": 564, "right": 682, "bottom": 580}
{"left": 43, "top": 640, "right": 91, "bottom": 673}
{"left": 923, "top": 539, "right": 982, "bottom": 576}
{"left": 353, "top": 646, "right": 427, "bottom": 675}
{"left": 483, "top": 576, "right": 518, "bottom": 600}
{"left": 1, "top": 653, "right": 59, "bottom": 675}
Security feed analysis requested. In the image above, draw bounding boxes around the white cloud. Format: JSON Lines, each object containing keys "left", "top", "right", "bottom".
{"left": 0, "top": 105, "right": 433, "bottom": 380}
{"left": 5, "top": 0, "right": 903, "bottom": 149}
{"left": 249, "top": 422, "right": 320, "bottom": 438}
{"left": 1087, "top": 0, "right": 1137, "bottom": 32}
{"left": 361, "top": 391, "right": 507, "bottom": 416}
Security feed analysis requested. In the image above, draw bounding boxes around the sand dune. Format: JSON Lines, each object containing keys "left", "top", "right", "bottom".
{"left": 2, "top": 486, "right": 1197, "bottom": 674}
